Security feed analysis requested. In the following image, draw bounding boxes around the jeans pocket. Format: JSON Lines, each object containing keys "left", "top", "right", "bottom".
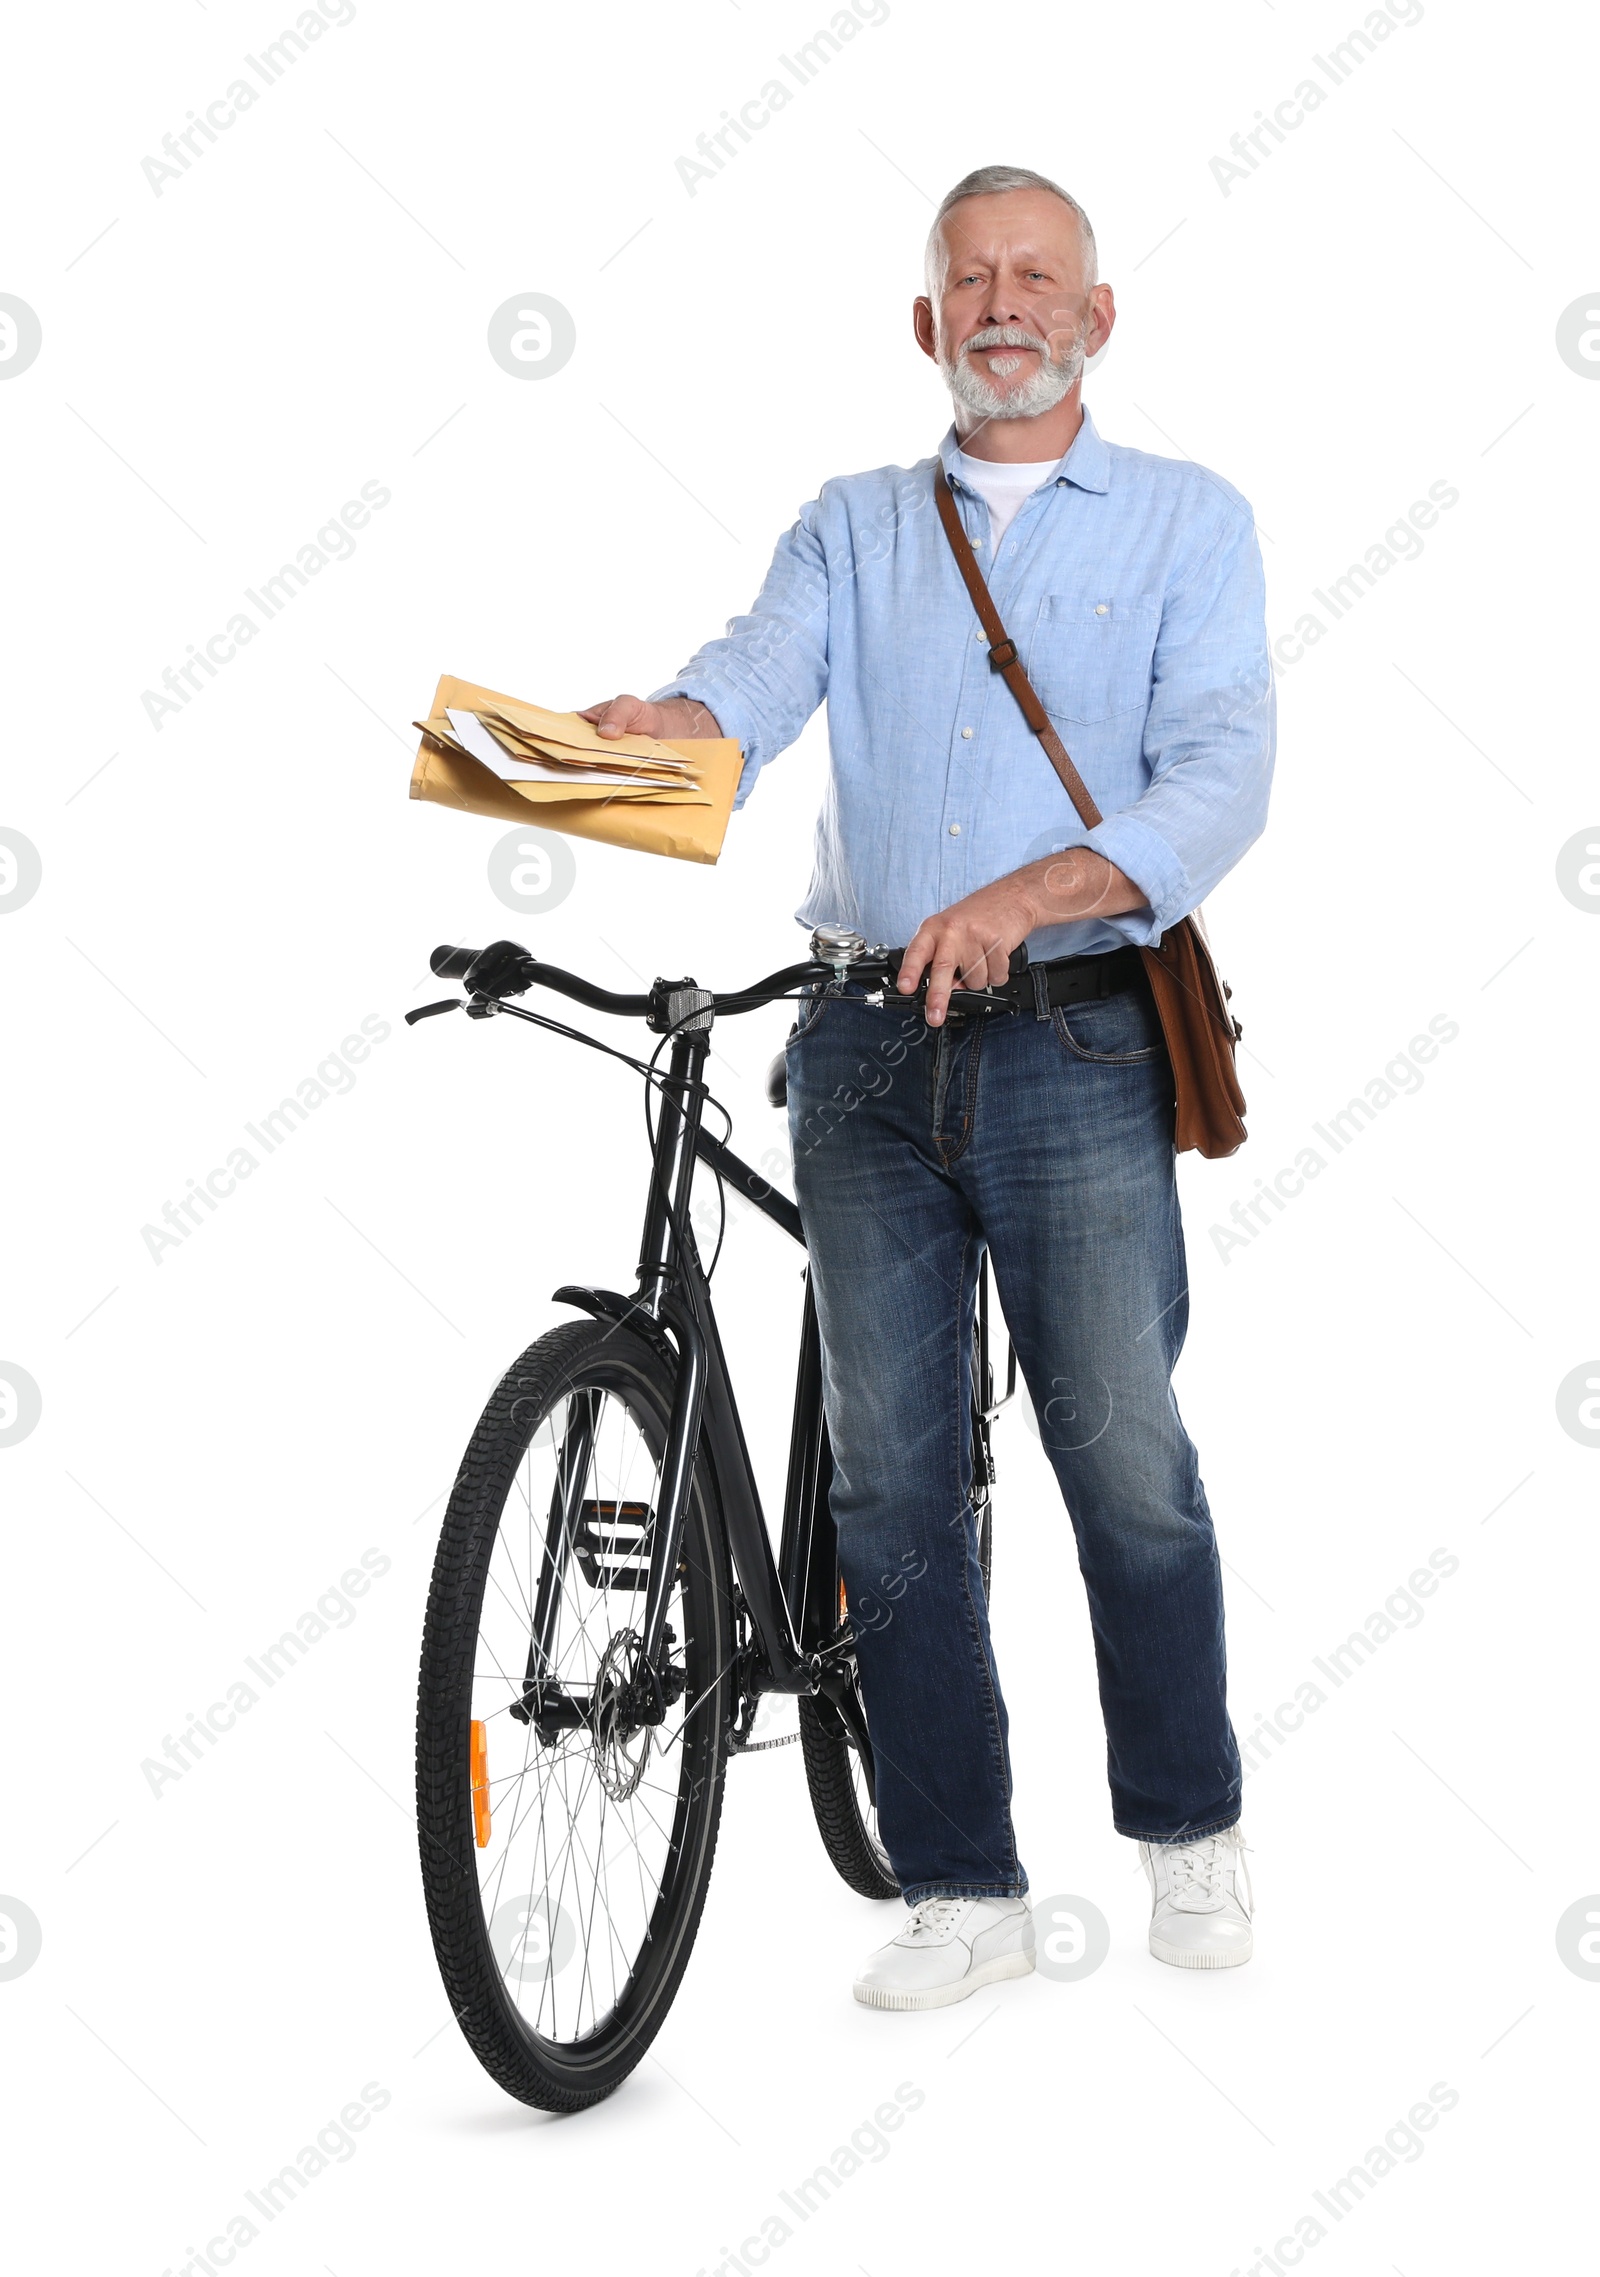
{"left": 1051, "top": 981, "right": 1165, "bottom": 1063}
{"left": 787, "top": 982, "right": 835, "bottom": 1045}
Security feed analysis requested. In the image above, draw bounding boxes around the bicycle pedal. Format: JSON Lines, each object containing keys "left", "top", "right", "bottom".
{"left": 574, "top": 1500, "right": 654, "bottom": 1591}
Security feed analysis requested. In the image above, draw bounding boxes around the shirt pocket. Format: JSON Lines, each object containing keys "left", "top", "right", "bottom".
{"left": 1026, "top": 590, "right": 1162, "bottom": 725}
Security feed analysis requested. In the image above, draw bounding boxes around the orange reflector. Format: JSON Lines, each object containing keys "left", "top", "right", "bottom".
{"left": 839, "top": 1576, "right": 848, "bottom": 1623}
{"left": 469, "top": 1718, "right": 490, "bottom": 1848}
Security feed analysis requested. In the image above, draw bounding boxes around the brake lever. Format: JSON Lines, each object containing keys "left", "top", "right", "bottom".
{"left": 944, "top": 988, "right": 1019, "bottom": 1014}
{"left": 405, "top": 998, "right": 462, "bottom": 1026}
{"left": 871, "top": 944, "right": 1024, "bottom": 1017}
{"left": 858, "top": 965, "right": 1017, "bottom": 1016}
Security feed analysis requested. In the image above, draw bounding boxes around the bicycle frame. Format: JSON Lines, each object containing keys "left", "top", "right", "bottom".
{"left": 549, "top": 1021, "right": 825, "bottom": 1706}
{"left": 542, "top": 1015, "right": 1010, "bottom": 1747}
{"left": 450, "top": 949, "right": 1014, "bottom": 1774}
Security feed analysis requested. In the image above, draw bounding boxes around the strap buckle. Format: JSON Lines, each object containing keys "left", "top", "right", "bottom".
{"left": 987, "top": 637, "right": 1018, "bottom": 670}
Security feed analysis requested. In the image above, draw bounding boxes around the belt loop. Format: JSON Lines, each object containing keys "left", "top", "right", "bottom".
{"left": 1031, "top": 965, "right": 1050, "bottom": 1022}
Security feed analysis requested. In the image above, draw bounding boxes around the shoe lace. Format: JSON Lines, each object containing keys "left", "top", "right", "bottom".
{"left": 900, "top": 1896, "right": 965, "bottom": 1943}
{"left": 1162, "top": 1833, "right": 1231, "bottom": 1909}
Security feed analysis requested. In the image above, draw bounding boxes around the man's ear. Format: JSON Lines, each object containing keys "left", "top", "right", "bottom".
{"left": 912, "top": 296, "right": 938, "bottom": 363}
{"left": 1087, "top": 283, "right": 1117, "bottom": 357}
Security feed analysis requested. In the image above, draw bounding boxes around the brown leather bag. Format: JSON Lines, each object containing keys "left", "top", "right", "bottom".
{"left": 933, "top": 467, "right": 1248, "bottom": 1159}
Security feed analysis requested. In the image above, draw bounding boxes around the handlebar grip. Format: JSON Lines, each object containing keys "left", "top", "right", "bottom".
{"left": 430, "top": 944, "right": 478, "bottom": 980}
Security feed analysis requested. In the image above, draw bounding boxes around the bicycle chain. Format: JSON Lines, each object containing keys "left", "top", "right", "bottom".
{"left": 727, "top": 1728, "right": 800, "bottom": 1754}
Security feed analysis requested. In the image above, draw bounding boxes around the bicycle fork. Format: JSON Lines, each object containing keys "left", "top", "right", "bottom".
{"left": 564, "top": 1011, "right": 819, "bottom": 1694}
{"left": 515, "top": 1015, "right": 717, "bottom": 1737}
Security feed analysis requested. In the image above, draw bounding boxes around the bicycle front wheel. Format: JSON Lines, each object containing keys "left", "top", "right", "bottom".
{"left": 416, "top": 1320, "right": 732, "bottom": 2111}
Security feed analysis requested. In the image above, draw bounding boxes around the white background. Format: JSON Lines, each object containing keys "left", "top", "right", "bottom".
{"left": 2, "top": 0, "right": 1596, "bottom": 2270}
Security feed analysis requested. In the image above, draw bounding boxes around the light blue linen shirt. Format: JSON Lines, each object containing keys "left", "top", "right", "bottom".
{"left": 653, "top": 407, "right": 1274, "bottom": 959}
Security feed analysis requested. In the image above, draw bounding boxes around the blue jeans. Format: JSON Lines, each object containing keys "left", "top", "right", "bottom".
{"left": 786, "top": 970, "right": 1241, "bottom": 1904}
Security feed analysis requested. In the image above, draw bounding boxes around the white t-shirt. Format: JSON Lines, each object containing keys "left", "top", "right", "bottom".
{"left": 952, "top": 449, "right": 1063, "bottom": 553}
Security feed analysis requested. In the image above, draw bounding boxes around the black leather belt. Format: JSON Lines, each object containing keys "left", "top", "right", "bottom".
{"left": 992, "top": 944, "right": 1143, "bottom": 1012}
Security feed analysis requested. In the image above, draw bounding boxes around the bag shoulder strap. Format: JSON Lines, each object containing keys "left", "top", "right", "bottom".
{"left": 932, "top": 464, "right": 1104, "bottom": 831}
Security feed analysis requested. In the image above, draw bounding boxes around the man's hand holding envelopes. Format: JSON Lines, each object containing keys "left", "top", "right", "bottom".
{"left": 409, "top": 677, "right": 742, "bottom": 865}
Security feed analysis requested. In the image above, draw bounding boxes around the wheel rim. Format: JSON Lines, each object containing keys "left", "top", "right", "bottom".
{"left": 847, "top": 1738, "right": 893, "bottom": 1877}
{"left": 834, "top": 1566, "right": 894, "bottom": 1882}
{"left": 468, "top": 1386, "right": 707, "bottom": 2048}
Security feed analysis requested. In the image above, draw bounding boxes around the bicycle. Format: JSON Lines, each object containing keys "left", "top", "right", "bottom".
{"left": 408, "top": 925, "right": 1020, "bottom": 2111}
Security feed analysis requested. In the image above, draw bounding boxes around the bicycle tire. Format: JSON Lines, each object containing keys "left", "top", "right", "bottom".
{"left": 797, "top": 1694, "right": 900, "bottom": 1900}
{"left": 416, "top": 1319, "right": 732, "bottom": 2111}
{"left": 799, "top": 1506, "right": 992, "bottom": 1902}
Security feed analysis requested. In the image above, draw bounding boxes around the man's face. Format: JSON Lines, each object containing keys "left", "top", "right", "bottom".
{"left": 914, "top": 189, "right": 1115, "bottom": 423}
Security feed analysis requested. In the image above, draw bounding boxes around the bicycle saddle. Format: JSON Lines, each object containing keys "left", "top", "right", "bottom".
{"left": 766, "top": 1051, "right": 787, "bottom": 1109}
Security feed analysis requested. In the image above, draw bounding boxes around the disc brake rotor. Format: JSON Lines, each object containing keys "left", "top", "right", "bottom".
{"left": 592, "top": 1629, "right": 653, "bottom": 1801}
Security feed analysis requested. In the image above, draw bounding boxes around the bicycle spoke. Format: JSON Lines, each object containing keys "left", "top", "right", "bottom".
{"left": 465, "top": 1372, "right": 703, "bottom": 2048}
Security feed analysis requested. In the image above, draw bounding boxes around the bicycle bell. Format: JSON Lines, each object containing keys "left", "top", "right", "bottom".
{"left": 810, "top": 923, "right": 868, "bottom": 977}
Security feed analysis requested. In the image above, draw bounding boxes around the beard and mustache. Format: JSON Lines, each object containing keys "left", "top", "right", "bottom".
{"left": 939, "top": 319, "right": 1089, "bottom": 421}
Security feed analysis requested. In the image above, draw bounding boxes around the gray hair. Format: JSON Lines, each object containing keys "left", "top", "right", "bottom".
{"left": 924, "top": 165, "right": 1098, "bottom": 296}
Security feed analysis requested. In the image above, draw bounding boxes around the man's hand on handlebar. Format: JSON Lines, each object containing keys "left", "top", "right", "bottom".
{"left": 577, "top": 695, "right": 725, "bottom": 742}
{"left": 899, "top": 851, "right": 1148, "bottom": 1026}
{"left": 897, "top": 875, "right": 1039, "bottom": 1028}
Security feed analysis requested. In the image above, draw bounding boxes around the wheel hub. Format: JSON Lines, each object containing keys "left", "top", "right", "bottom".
{"left": 592, "top": 1630, "right": 654, "bottom": 1799}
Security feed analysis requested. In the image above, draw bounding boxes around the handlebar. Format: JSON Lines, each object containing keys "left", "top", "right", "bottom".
{"left": 408, "top": 938, "right": 1023, "bottom": 1030}
{"left": 429, "top": 940, "right": 656, "bottom": 1017}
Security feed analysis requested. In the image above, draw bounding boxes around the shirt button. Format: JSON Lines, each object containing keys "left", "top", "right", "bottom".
{"left": 960, "top": 726, "right": 974, "bottom": 739}
{"left": 1094, "top": 603, "right": 1109, "bottom": 616}
{"left": 948, "top": 823, "right": 962, "bottom": 836}
{"left": 974, "top": 630, "right": 985, "bottom": 642}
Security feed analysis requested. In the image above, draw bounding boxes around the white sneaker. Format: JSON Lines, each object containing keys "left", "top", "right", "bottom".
{"left": 1139, "top": 1825, "right": 1253, "bottom": 1969}
{"left": 853, "top": 1895, "right": 1035, "bottom": 2011}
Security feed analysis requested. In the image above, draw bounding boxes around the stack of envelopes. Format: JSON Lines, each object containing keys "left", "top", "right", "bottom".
{"left": 409, "top": 674, "right": 743, "bottom": 865}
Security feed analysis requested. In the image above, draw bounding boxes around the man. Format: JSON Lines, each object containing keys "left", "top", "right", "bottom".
{"left": 584, "top": 164, "right": 1273, "bottom": 2009}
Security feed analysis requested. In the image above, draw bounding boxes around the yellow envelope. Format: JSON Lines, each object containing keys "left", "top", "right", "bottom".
{"left": 475, "top": 712, "right": 697, "bottom": 779}
{"left": 474, "top": 693, "right": 693, "bottom": 768}
{"left": 415, "top": 720, "right": 706, "bottom": 803}
{"left": 410, "top": 676, "right": 744, "bottom": 865}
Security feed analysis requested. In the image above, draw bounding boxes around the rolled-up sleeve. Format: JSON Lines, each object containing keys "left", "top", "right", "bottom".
{"left": 650, "top": 503, "right": 831, "bottom": 809}
{"left": 1085, "top": 504, "right": 1275, "bottom": 947}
